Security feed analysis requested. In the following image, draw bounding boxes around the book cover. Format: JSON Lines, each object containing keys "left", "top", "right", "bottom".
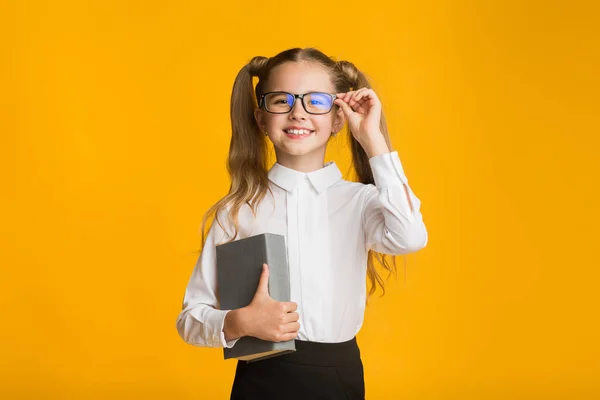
{"left": 216, "top": 233, "right": 296, "bottom": 362}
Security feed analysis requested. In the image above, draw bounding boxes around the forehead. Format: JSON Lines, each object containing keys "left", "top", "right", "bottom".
{"left": 266, "top": 61, "right": 334, "bottom": 93}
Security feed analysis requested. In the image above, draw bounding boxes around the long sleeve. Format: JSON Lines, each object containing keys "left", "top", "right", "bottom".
{"left": 362, "top": 151, "right": 428, "bottom": 254}
{"left": 175, "top": 216, "right": 241, "bottom": 348}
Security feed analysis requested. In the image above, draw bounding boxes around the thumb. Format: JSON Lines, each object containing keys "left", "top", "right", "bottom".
{"left": 255, "top": 263, "right": 270, "bottom": 297}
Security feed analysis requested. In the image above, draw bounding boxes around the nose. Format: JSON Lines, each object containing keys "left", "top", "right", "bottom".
{"left": 288, "top": 98, "right": 307, "bottom": 121}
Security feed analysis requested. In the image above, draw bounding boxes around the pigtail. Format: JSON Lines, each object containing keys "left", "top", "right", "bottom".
{"left": 200, "top": 56, "right": 272, "bottom": 246}
{"left": 228, "top": 56, "right": 269, "bottom": 181}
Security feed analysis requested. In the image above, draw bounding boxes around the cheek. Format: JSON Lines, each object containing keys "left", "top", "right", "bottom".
{"left": 313, "top": 116, "right": 335, "bottom": 132}
{"left": 265, "top": 115, "right": 286, "bottom": 130}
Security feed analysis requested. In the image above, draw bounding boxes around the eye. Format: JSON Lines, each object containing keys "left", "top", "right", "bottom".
{"left": 307, "top": 93, "right": 332, "bottom": 108}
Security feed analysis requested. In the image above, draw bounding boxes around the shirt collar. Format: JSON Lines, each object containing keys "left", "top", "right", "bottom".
{"left": 268, "top": 160, "right": 343, "bottom": 194}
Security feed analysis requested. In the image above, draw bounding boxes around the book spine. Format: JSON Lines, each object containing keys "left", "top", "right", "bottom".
{"left": 264, "top": 234, "right": 290, "bottom": 303}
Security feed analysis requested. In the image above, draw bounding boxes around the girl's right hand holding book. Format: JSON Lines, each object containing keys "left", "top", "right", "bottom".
{"left": 223, "top": 263, "right": 300, "bottom": 343}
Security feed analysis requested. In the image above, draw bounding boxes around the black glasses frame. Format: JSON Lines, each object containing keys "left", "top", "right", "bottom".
{"left": 259, "top": 91, "right": 337, "bottom": 115}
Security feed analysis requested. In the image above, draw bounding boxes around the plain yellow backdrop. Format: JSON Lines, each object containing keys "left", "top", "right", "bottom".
{"left": 2, "top": 0, "right": 599, "bottom": 398}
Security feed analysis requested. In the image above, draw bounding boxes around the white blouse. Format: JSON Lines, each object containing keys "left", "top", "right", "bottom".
{"left": 175, "top": 151, "right": 428, "bottom": 348}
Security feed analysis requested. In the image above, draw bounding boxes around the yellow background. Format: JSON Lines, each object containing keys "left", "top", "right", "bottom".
{"left": 2, "top": 0, "right": 599, "bottom": 398}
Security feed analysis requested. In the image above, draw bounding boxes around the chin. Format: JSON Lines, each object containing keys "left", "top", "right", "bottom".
{"left": 277, "top": 142, "right": 328, "bottom": 157}
{"left": 280, "top": 146, "right": 317, "bottom": 156}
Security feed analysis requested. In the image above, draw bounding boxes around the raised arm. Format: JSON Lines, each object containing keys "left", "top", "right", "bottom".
{"left": 362, "top": 151, "right": 428, "bottom": 255}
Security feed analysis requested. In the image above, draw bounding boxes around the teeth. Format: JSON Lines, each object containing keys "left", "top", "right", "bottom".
{"left": 286, "top": 129, "right": 312, "bottom": 135}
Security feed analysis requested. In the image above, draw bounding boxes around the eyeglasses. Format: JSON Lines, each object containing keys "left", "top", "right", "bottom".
{"left": 259, "top": 91, "right": 337, "bottom": 115}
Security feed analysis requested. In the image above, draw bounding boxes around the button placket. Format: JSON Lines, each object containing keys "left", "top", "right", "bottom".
{"left": 285, "top": 187, "right": 306, "bottom": 340}
{"left": 296, "top": 180, "right": 311, "bottom": 338}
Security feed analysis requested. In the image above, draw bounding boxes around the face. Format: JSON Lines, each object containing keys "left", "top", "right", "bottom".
{"left": 254, "top": 61, "right": 345, "bottom": 164}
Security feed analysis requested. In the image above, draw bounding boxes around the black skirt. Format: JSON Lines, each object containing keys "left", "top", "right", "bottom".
{"left": 230, "top": 336, "right": 365, "bottom": 400}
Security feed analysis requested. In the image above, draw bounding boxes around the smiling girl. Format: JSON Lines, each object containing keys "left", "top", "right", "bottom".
{"left": 176, "top": 47, "right": 428, "bottom": 399}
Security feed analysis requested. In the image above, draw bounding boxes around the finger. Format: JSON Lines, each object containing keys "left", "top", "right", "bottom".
{"left": 353, "top": 88, "right": 375, "bottom": 104}
{"left": 349, "top": 88, "right": 368, "bottom": 106}
{"left": 349, "top": 92, "right": 368, "bottom": 111}
{"left": 355, "top": 89, "right": 381, "bottom": 113}
{"left": 284, "top": 311, "right": 300, "bottom": 323}
{"left": 334, "top": 98, "right": 354, "bottom": 117}
{"left": 284, "top": 301, "right": 298, "bottom": 312}
{"left": 367, "top": 89, "right": 381, "bottom": 107}
{"left": 352, "top": 97, "right": 368, "bottom": 112}
{"left": 346, "top": 89, "right": 363, "bottom": 100}
{"left": 354, "top": 94, "right": 370, "bottom": 108}
{"left": 354, "top": 99, "right": 367, "bottom": 114}
{"left": 284, "top": 322, "right": 301, "bottom": 333}
{"left": 350, "top": 94, "right": 368, "bottom": 111}
{"left": 256, "top": 263, "right": 270, "bottom": 294}
{"left": 279, "top": 331, "right": 299, "bottom": 342}
{"left": 350, "top": 87, "right": 367, "bottom": 98}
{"left": 347, "top": 90, "right": 359, "bottom": 106}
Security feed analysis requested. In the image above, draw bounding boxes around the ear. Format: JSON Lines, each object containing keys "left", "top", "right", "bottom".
{"left": 254, "top": 107, "right": 266, "bottom": 133}
{"left": 332, "top": 105, "right": 345, "bottom": 133}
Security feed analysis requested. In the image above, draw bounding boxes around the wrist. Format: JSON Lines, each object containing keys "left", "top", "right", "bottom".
{"left": 359, "top": 132, "right": 390, "bottom": 158}
{"left": 224, "top": 308, "right": 247, "bottom": 341}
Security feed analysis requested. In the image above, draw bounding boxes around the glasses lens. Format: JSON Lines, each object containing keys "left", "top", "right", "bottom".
{"left": 265, "top": 93, "right": 293, "bottom": 113}
{"left": 304, "top": 92, "right": 333, "bottom": 114}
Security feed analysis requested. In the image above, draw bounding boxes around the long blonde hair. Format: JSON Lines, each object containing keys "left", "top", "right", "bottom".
{"left": 200, "top": 47, "right": 404, "bottom": 298}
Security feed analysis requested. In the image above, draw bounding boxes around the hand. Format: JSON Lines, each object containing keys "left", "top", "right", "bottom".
{"left": 240, "top": 263, "right": 300, "bottom": 342}
{"left": 334, "top": 87, "right": 383, "bottom": 143}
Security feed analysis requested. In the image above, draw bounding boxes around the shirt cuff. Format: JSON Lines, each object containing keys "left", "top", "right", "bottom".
{"left": 191, "top": 307, "right": 238, "bottom": 348}
{"left": 368, "top": 151, "right": 408, "bottom": 188}
{"left": 219, "top": 310, "right": 242, "bottom": 348}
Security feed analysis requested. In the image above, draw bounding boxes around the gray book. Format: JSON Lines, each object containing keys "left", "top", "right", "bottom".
{"left": 216, "top": 233, "right": 296, "bottom": 362}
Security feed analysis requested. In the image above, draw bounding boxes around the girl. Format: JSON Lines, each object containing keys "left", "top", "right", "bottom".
{"left": 176, "top": 47, "right": 428, "bottom": 400}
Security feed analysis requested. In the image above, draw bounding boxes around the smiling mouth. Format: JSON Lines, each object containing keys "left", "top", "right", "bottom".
{"left": 283, "top": 128, "right": 315, "bottom": 136}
